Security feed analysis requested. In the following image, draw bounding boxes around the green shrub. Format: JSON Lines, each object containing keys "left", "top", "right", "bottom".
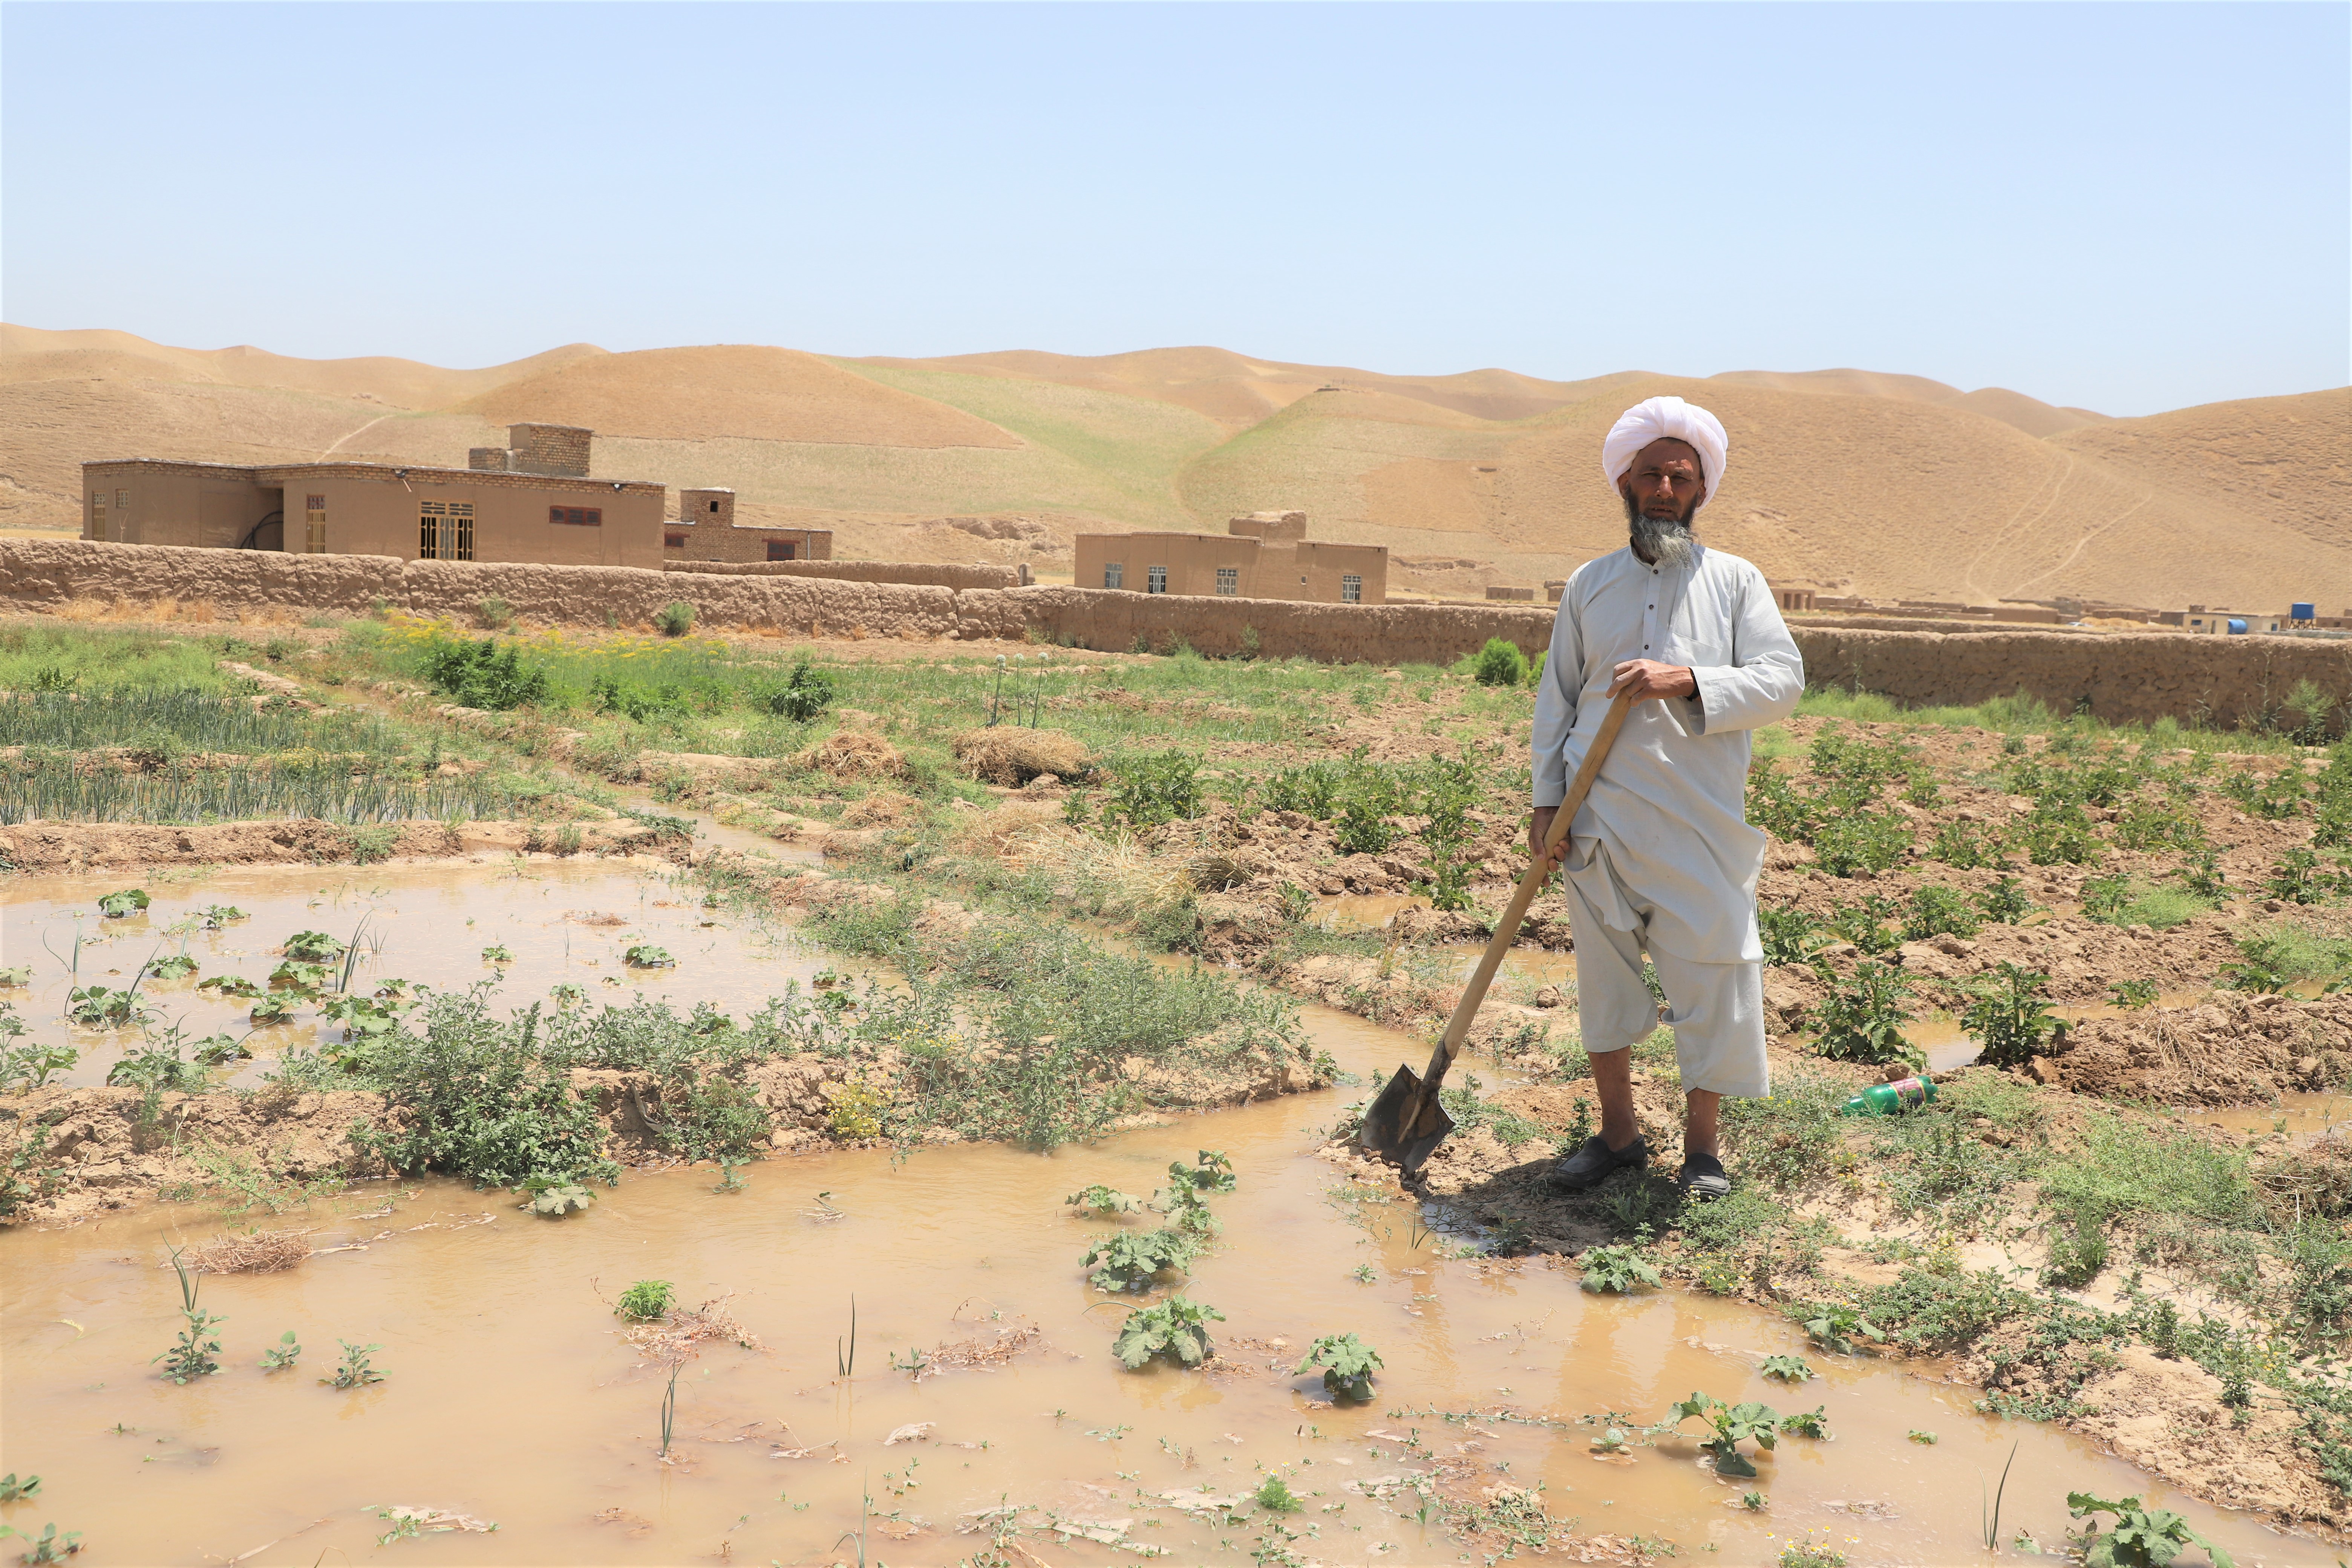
{"left": 1758, "top": 905, "right": 1825, "bottom": 966}
{"left": 1473, "top": 638, "right": 1530, "bottom": 688}
{"left": 416, "top": 635, "right": 548, "bottom": 711}
{"left": 652, "top": 602, "right": 697, "bottom": 637}
{"left": 1099, "top": 750, "right": 1203, "bottom": 831}
{"left": 1811, "top": 812, "right": 1913, "bottom": 877}
{"left": 617, "top": 1279, "right": 674, "bottom": 1321}
{"left": 1083, "top": 1227, "right": 1199, "bottom": 1292}
{"left": 760, "top": 654, "right": 836, "bottom": 723}
{"left": 1111, "top": 1294, "right": 1222, "bottom": 1369}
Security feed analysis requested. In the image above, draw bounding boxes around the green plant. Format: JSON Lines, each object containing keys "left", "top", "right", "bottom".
{"left": 826, "top": 1080, "right": 884, "bottom": 1140}
{"left": 1811, "top": 810, "right": 1913, "bottom": 876}
{"left": 1295, "top": 1332, "right": 1383, "bottom": 1401}
{"left": 1099, "top": 749, "right": 1204, "bottom": 831}
{"left": 1807, "top": 962, "right": 1920, "bottom": 1070}
{"left": 1902, "top": 884, "right": 1982, "bottom": 941}
{"left": 248, "top": 993, "right": 299, "bottom": 1025}
{"left": 622, "top": 944, "right": 675, "bottom": 967}
{"left": 653, "top": 601, "right": 697, "bottom": 637}
{"left": 1064, "top": 1184, "right": 1145, "bottom": 1215}
{"left": 617, "top": 1279, "right": 675, "bottom": 1321}
{"left": 2066, "top": 1492, "right": 2234, "bottom": 1567}
{"left": 1473, "top": 638, "right": 1529, "bottom": 688}
{"left": 105, "top": 1041, "right": 206, "bottom": 1094}
{"left": 152, "top": 1246, "right": 224, "bottom": 1384}
{"left": 522, "top": 1181, "right": 595, "bottom": 1216}
{"left": 0, "top": 1038, "right": 77, "bottom": 1094}
{"left": 2263, "top": 847, "right": 2352, "bottom": 905}
{"left": 0, "top": 1523, "right": 82, "bottom": 1563}
{"left": 324, "top": 1339, "right": 385, "bottom": 1389}
{"left": 416, "top": 634, "right": 549, "bottom": 710}
{"left": 0, "top": 1475, "right": 40, "bottom": 1503}
{"left": 1759, "top": 1354, "right": 1813, "bottom": 1381}
{"left": 1578, "top": 1241, "right": 1663, "bottom": 1294}
{"left": 1960, "top": 962, "right": 2060, "bottom": 1069}
{"left": 761, "top": 654, "right": 837, "bottom": 722}
{"left": 1776, "top": 1535, "right": 1847, "bottom": 1568}
{"left": 1741, "top": 1490, "right": 1767, "bottom": 1511}
{"left": 1908, "top": 1429, "right": 1938, "bottom": 1444}
{"left": 1111, "top": 1294, "right": 1223, "bottom": 1369}
{"left": 1757, "top": 905, "right": 1825, "bottom": 966}
{"left": 282, "top": 929, "right": 346, "bottom": 963}
{"left": 1782, "top": 1405, "right": 1829, "bottom": 1438}
{"left": 1977, "top": 874, "right": 2035, "bottom": 923}
{"left": 2219, "top": 926, "right": 2352, "bottom": 994}
{"left": 1083, "top": 1228, "right": 1199, "bottom": 1292}
{"left": 1796, "top": 1303, "right": 1885, "bottom": 1354}
{"left": 2107, "top": 978, "right": 2159, "bottom": 1009}
{"left": 260, "top": 1330, "right": 302, "bottom": 1370}
{"left": 96, "top": 888, "right": 150, "bottom": 919}
{"left": 66, "top": 985, "right": 148, "bottom": 1029}
{"left": 1658, "top": 1391, "right": 1780, "bottom": 1478}
{"left": 197, "top": 974, "right": 262, "bottom": 998}
{"left": 1252, "top": 1472, "right": 1304, "bottom": 1512}
{"left": 480, "top": 944, "right": 513, "bottom": 965}
{"left": 1929, "top": 818, "right": 2000, "bottom": 869}
{"left": 476, "top": 596, "right": 511, "bottom": 630}
{"left": 146, "top": 952, "right": 198, "bottom": 980}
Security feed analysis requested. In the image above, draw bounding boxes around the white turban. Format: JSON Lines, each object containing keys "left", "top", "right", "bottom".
{"left": 1602, "top": 396, "right": 1729, "bottom": 511}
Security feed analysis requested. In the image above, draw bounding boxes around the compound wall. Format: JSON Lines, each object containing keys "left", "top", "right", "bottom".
{"left": 10, "top": 539, "right": 2352, "bottom": 730}
{"left": 664, "top": 559, "right": 1021, "bottom": 591}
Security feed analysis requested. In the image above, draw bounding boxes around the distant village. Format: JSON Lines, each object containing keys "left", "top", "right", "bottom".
{"left": 77, "top": 424, "right": 2337, "bottom": 635}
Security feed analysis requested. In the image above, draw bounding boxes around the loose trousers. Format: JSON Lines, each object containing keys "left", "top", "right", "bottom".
{"left": 1561, "top": 836, "right": 1770, "bottom": 1099}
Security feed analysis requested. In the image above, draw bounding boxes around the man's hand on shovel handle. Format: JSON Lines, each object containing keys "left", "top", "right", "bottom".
{"left": 1608, "top": 659, "right": 1696, "bottom": 702}
{"left": 1531, "top": 667, "right": 1691, "bottom": 871}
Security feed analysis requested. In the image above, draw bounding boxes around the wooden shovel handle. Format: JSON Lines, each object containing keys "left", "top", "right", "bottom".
{"left": 1418, "top": 688, "right": 1637, "bottom": 1082}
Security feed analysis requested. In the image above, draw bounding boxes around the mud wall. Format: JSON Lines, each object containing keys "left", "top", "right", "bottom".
{"left": 1798, "top": 625, "right": 2352, "bottom": 729}
{"left": 0, "top": 537, "right": 406, "bottom": 615}
{"left": 11, "top": 539, "right": 2352, "bottom": 729}
{"left": 665, "top": 559, "right": 1021, "bottom": 590}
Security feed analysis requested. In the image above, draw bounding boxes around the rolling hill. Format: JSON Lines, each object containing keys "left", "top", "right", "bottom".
{"left": 2, "top": 322, "right": 2341, "bottom": 611}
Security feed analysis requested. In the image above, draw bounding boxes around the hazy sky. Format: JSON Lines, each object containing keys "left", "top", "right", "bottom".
{"left": 5, "top": 2, "right": 2345, "bottom": 416}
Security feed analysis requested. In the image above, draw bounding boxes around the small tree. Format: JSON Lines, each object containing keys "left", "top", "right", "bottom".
{"left": 652, "top": 601, "right": 696, "bottom": 637}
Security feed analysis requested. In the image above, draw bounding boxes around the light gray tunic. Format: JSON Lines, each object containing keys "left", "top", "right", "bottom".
{"left": 1530, "top": 544, "right": 1804, "bottom": 965}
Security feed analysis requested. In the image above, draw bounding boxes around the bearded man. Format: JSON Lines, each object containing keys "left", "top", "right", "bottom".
{"left": 1530, "top": 396, "right": 1804, "bottom": 1200}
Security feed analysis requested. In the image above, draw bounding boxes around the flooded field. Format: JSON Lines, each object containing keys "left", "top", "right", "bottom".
{"left": 0, "top": 867, "right": 2306, "bottom": 1566}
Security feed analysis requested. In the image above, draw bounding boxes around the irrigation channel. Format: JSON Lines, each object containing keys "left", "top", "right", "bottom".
{"left": 0, "top": 862, "right": 2305, "bottom": 1566}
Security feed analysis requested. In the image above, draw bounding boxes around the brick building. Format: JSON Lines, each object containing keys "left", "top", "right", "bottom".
{"left": 1071, "top": 511, "right": 1387, "bottom": 605}
{"left": 661, "top": 488, "right": 833, "bottom": 564}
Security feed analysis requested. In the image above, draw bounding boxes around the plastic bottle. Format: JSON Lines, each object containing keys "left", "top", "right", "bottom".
{"left": 1839, "top": 1076, "right": 1937, "bottom": 1116}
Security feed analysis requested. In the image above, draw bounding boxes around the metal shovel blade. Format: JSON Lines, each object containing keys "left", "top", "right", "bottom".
{"left": 1358, "top": 1062, "right": 1456, "bottom": 1175}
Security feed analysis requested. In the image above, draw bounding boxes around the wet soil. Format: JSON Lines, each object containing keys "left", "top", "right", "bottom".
{"left": 1, "top": 1008, "right": 2298, "bottom": 1568}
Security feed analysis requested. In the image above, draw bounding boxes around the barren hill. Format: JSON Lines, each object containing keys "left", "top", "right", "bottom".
{"left": 3, "top": 322, "right": 2341, "bottom": 611}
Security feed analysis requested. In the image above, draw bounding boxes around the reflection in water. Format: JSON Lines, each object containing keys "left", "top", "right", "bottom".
{"left": 0, "top": 871, "right": 2300, "bottom": 1565}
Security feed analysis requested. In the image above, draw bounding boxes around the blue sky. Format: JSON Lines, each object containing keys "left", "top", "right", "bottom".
{"left": 4, "top": 2, "right": 2345, "bottom": 416}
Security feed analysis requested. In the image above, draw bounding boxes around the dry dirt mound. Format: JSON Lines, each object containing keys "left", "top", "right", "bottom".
{"left": 462, "top": 345, "right": 1020, "bottom": 449}
{"left": 951, "top": 727, "right": 1094, "bottom": 785}
{"left": 2054, "top": 993, "right": 2352, "bottom": 1104}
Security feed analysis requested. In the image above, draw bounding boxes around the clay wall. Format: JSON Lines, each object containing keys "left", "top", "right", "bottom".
{"left": 13, "top": 539, "right": 2352, "bottom": 730}
{"left": 665, "top": 559, "right": 1020, "bottom": 590}
{"left": 505, "top": 424, "right": 592, "bottom": 478}
{"left": 662, "top": 520, "right": 834, "bottom": 564}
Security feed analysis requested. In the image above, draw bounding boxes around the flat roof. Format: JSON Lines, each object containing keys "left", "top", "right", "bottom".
{"left": 84, "top": 456, "right": 662, "bottom": 496}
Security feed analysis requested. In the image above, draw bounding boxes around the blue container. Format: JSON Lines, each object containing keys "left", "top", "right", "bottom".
{"left": 2228, "top": 619, "right": 2249, "bottom": 635}
{"left": 2294, "top": 603, "right": 2316, "bottom": 621}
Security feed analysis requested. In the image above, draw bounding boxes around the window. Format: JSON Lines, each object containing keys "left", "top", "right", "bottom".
{"left": 90, "top": 492, "right": 107, "bottom": 541}
{"left": 709, "top": 499, "right": 723, "bottom": 514}
{"left": 767, "top": 540, "right": 797, "bottom": 561}
{"left": 1103, "top": 563, "right": 1123, "bottom": 590}
{"left": 304, "top": 494, "right": 327, "bottom": 555}
{"left": 548, "top": 505, "right": 602, "bottom": 527}
{"left": 1147, "top": 566, "right": 1167, "bottom": 595}
{"left": 419, "top": 500, "right": 475, "bottom": 561}
{"left": 665, "top": 531, "right": 688, "bottom": 550}
{"left": 1341, "top": 574, "right": 1363, "bottom": 604}
{"left": 1215, "top": 567, "right": 1238, "bottom": 596}
{"left": 116, "top": 488, "right": 129, "bottom": 509}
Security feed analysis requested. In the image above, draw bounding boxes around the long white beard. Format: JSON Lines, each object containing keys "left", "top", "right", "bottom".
{"left": 1629, "top": 508, "right": 1698, "bottom": 571}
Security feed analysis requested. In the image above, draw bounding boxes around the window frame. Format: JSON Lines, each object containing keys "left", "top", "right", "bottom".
{"left": 548, "top": 505, "right": 603, "bottom": 527}
{"left": 1103, "top": 562, "right": 1124, "bottom": 590}
{"left": 1341, "top": 573, "right": 1363, "bottom": 603}
{"left": 1147, "top": 565, "right": 1167, "bottom": 595}
{"left": 1215, "top": 566, "right": 1239, "bottom": 596}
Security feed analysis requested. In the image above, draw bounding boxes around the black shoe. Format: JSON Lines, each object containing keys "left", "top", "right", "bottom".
{"left": 1679, "top": 1150, "right": 1731, "bottom": 1202}
{"left": 1547, "top": 1134, "right": 1649, "bottom": 1192}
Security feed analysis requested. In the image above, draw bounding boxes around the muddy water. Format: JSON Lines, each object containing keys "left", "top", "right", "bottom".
{"left": 1, "top": 861, "right": 830, "bottom": 1089}
{"left": 0, "top": 879, "right": 2305, "bottom": 1566}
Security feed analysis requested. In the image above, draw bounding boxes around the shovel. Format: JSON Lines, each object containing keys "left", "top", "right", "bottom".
{"left": 1360, "top": 688, "right": 1636, "bottom": 1173}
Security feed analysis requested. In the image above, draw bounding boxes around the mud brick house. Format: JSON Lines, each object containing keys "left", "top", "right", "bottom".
{"left": 1071, "top": 511, "right": 1387, "bottom": 604}
{"left": 661, "top": 488, "right": 833, "bottom": 564}
{"left": 81, "top": 424, "right": 666, "bottom": 568}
